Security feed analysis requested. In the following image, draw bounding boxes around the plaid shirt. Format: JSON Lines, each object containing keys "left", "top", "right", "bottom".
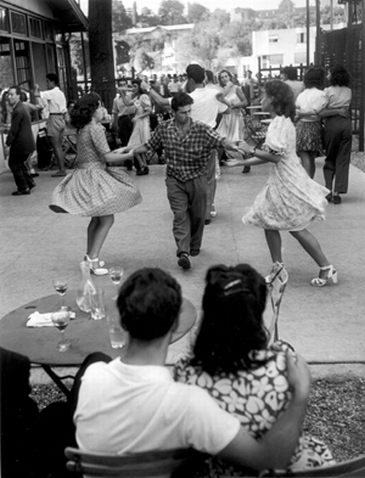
{"left": 148, "top": 118, "right": 223, "bottom": 182}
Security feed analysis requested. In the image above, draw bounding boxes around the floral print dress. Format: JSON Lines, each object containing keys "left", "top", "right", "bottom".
{"left": 242, "top": 115, "right": 329, "bottom": 231}
{"left": 174, "top": 341, "right": 335, "bottom": 477}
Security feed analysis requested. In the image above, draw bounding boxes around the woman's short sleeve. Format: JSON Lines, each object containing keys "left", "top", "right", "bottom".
{"left": 140, "top": 94, "right": 151, "bottom": 110}
{"left": 90, "top": 123, "right": 110, "bottom": 156}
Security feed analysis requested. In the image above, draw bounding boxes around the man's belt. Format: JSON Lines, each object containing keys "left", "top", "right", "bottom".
{"left": 50, "top": 113, "right": 64, "bottom": 116}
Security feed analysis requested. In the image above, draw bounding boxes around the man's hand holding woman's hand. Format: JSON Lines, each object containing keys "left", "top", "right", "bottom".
{"left": 286, "top": 350, "right": 311, "bottom": 403}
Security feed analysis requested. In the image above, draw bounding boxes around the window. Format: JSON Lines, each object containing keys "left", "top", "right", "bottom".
{"left": 269, "top": 54, "right": 283, "bottom": 65}
{"left": 44, "top": 21, "right": 54, "bottom": 41}
{"left": 295, "top": 52, "right": 306, "bottom": 64}
{"left": 0, "top": 7, "right": 9, "bottom": 32}
{"left": 269, "top": 35, "right": 279, "bottom": 43}
{"left": 29, "top": 17, "right": 43, "bottom": 39}
{"left": 11, "top": 11, "right": 27, "bottom": 35}
{"left": 297, "top": 32, "right": 306, "bottom": 44}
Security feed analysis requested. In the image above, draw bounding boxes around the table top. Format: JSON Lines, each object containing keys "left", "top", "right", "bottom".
{"left": 0, "top": 290, "right": 197, "bottom": 366}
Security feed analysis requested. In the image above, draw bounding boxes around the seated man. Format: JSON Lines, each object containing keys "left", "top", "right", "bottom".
{"left": 74, "top": 268, "right": 311, "bottom": 473}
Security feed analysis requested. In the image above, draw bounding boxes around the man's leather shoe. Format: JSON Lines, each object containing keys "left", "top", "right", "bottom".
{"left": 177, "top": 253, "right": 191, "bottom": 270}
{"left": 190, "top": 249, "right": 200, "bottom": 257}
{"left": 12, "top": 189, "right": 30, "bottom": 196}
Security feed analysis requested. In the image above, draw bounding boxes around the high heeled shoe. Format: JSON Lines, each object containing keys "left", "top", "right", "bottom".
{"left": 265, "top": 262, "right": 285, "bottom": 284}
{"left": 311, "top": 265, "right": 338, "bottom": 287}
{"left": 84, "top": 255, "right": 105, "bottom": 268}
{"left": 84, "top": 254, "right": 108, "bottom": 276}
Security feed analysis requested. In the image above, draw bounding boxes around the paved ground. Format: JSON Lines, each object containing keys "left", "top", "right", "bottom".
{"left": 1, "top": 157, "right": 364, "bottom": 382}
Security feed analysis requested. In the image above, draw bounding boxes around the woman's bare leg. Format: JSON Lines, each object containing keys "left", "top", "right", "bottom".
{"left": 290, "top": 229, "right": 330, "bottom": 278}
{"left": 265, "top": 229, "right": 283, "bottom": 263}
{"left": 87, "top": 215, "right": 115, "bottom": 260}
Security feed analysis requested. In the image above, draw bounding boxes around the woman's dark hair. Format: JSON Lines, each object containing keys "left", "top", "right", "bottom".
{"left": 131, "top": 77, "right": 143, "bottom": 95}
{"left": 329, "top": 64, "right": 351, "bottom": 87}
{"left": 218, "top": 69, "right": 233, "bottom": 87}
{"left": 264, "top": 80, "right": 296, "bottom": 121}
{"left": 70, "top": 92, "right": 101, "bottom": 130}
{"left": 117, "top": 268, "right": 182, "bottom": 341}
{"left": 191, "top": 264, "right": 269, "bottom": 375}
{"left": 303, "top": 66, "right": 325, "bottom": 89}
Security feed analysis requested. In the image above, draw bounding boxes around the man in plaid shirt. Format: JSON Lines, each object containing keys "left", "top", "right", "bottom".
{"left": 133, "top": 92, "right": 239, "bottom": 270}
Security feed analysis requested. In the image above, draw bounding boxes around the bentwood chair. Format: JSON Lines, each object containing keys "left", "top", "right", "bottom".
{"left": 65, "top": 446, "right": 204, "bottom": 478}
{"left": 259, "top": 455, "right": 365, "bottom": 477}
{"left": 266, "top": 265, "right": 289, "bottom": 344}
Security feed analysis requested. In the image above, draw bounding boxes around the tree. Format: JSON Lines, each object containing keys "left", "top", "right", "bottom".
{"left": 187, "top": 3, "right": 210, "bottom": 23}
{"left": 158, "top": 0, "right": 186, "bottom": 25}
{"left": 112, "top": 0, "right": 133, "bottom": 32}
{"left": 138, "top": 7, "right": 160, "bottom": 27}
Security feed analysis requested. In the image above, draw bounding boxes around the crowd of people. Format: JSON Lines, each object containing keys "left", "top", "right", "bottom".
{"left": 1, "top": 60, "right": 355, "bottom": 478}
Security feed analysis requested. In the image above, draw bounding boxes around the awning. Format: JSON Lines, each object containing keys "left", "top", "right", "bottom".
{"left": 45, "top": 0, "right": 88, "bottom": 32}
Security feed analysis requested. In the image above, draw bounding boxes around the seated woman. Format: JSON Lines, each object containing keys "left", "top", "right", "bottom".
{"left": 174, "top": 263, "right": 335, "bottom": 476}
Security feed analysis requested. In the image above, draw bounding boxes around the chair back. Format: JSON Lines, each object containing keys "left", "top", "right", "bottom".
{"left": 260, "top": 455, "right": 365, "bottom": 477}
{"left": 267, "top": 266, "right": 289, "bottom": 344}
{"left": 65, "top": 446, "right": 202, "bottom": 478}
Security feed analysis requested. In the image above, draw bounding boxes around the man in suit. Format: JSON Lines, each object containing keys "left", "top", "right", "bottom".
{"left": 6, "top": 85, "right": 36, "bottom": 196}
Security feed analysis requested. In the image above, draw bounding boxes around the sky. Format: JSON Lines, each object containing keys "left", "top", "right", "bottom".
{"left": 121, "top": 0, "right": 313, "bottom": 13}
{"left": 80, "top": 0, "right": 315, "bottom": 16}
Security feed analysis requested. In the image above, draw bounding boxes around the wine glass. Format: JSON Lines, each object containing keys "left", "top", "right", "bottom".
{"left": 51, "top": 310, "right": 71, "bottom": 352}
{"left": 108, "top": 266, "right": 124, "bottom": 300}
{"left": 53, "top": 278, "right": 68, "bottom": 310}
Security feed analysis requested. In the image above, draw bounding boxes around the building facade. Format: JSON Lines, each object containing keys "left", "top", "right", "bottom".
{"left": 0, "top": 0, "right": 88, "bottom": 173}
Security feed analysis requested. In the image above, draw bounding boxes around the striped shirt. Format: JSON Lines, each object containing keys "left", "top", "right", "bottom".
{"left": 148, "top": 118, "right": 223, "bottom": 182}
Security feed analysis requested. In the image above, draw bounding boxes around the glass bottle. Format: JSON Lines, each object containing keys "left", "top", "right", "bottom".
{"left": 76, "top": 261, "right": 97, "bottom": 313}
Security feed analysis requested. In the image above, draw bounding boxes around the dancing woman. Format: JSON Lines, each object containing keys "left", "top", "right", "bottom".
{"left": 127, "top": 78, "right": 152, "bottom": 176}
{"left": 216, "top": 69, "right": 249, "bottom": 169}
{"left": 238, "top": 80, "right": 337, "bottom": 287}
{"left": 49, "top": 92, "right": 142, "bottom": 275}
{"left": 295, "top": 66, "right": 327, "bottom": 178}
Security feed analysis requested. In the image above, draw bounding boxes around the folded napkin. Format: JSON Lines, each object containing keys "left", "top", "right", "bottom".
{"left": 27, "top": 311, "right": 76, "bottom": 327}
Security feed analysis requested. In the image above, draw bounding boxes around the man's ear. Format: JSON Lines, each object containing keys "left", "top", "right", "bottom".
{"left": 171, "top": 315, "right": 180, "bottom": 333}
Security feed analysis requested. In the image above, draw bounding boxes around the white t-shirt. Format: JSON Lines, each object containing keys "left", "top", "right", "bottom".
{"left": 75, "top": 358, "right": 239, "bottom": 455}
{"left": 189, "top": 87, "right": 228, "bottom": 127}
{"left": 296, "top": 87, "right": 327, "bottom": 122}
{"left": 40, "top": 86, "right": 67, "bottom": 114}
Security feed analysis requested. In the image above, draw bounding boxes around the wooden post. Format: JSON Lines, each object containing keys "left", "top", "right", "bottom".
{"left": 88, "top": 0, "right": 115, "bottom": 111}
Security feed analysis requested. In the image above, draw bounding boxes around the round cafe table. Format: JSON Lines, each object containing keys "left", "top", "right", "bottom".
{"left": 0, "top": 290, "right": 197, "bottom": 395}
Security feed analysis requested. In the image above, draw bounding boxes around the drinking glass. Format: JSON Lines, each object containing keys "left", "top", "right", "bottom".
{"left": 51, "top": 310, "right": 71, "bottom": 352}
{"left": 53, "top": 278, "right": 68, "bottom": 310}
{"left": 90, "top": 288, "right": 106, "bottom": 320}
{"left": 108, "top": 266, "right": 124, "bottom": 300}
{"left": 107, "top": 314, "right": 125, "bottom": 349}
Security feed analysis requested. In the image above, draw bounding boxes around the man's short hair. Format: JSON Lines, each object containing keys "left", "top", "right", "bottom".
{"left": 46, "top": 73, "right": 59, "bottom": 85}
{"left": 186, "top": 64, "right": 205, "bottom": 84}
{"left": 283, "top": 66, "right": 298, "bottom": 81}
{"left": 205, "top": 70, "right": 214, "bottom": 83}
{"left": 9, "top": 85, "right": 22, "bottom": 96}
{"left": 117, "top": 268, "right": 182, "bottom": 341}
{"left": 171, "top": 92, "right": 194, "bottom": 112}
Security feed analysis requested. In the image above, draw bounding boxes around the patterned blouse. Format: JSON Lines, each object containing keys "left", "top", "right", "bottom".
{"left": 174, "top": 341, "right": 335, "bottom": 476}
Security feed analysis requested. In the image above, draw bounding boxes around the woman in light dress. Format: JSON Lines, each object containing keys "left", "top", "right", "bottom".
{"left": 238, "top": 80, "right": 337, "bottom": 287}
{"left": 127, "top": 78, "right": 152, "bottom": 176}
{"left": 320, "top": 64, "right": 352, "bottom": 204}
{"left": 295, "top": 66, "right": 327, "bottom": 179}
{"left": 174, "top": 263, "right": 335, "bottom": 477}
{"left": 216, "top": 69, "right": 249, "bottom": 171}
{"left": 49, "top": 92, "right": 142, "bottom": 275}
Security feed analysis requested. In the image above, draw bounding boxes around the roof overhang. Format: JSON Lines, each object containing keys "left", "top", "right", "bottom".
{"left": 45, "top": 0, "right": 88, "bottom": 33}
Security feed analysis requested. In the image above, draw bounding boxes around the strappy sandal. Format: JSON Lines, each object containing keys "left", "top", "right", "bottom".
{"left": 265, "top": 262, "right": 285, "bottom": 284}
{"left": 311, "top": 265, "right": 338, "bottom": 287}
{"left": 85, "top": 254, "right": 108, "bottom": 276}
